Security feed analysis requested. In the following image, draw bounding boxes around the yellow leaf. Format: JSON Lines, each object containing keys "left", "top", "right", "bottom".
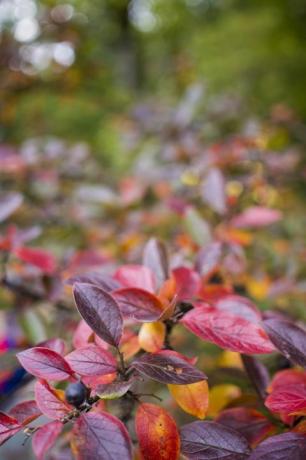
{"left": 168, "top": 380, "right": 209, "bottom": 419}
{"left": 217, "top": 351, "right": 243, "bottom": 369}
{"left": 138, "top": 322, "right": 165, "bottom": 353}
{"left": 207, "top": 384, "right": 241, "bottom": 418}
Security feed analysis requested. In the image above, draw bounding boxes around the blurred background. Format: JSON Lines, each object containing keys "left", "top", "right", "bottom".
{"left": 1, "top": 1, "right": 306, "bottom": 458}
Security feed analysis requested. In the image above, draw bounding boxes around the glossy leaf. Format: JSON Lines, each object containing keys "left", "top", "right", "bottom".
{"left": 216, "top": 408, "right": 275, "bottom": 448}
{"left": 182, "top": 308, "right": 275, "bottom": 354}
{"left": 114, "top": 264, "right": 156, "bottom": 293}
{"left": 263, "top": 318, "right": 306, "bottom": 368}
{"left": 180, "top": 420, "right": 250, "bottom": 460}
{"left": 132, "top": 351, "right": 207, "bottom": 384}
{"left": 113, "top": 288, "right": 164, "bottom": 322}
{"left": 73, "top": 283, "right": 123, "bottom": 347}
{"left": 65, "top": 345, "right": 117, "bottom": 377}
{"left": 35, "top": 380, "right": 72, "bottom": 420}
{"left": 17, "top": 346, "right": 74, "bottom": 381}
{"left": 72, "top": 412, "right": 132, "bottom": 460}
{"left": 0, "top": 412, "right": 22, "bottom": 445}
{"left": 9, "top": 400, "right": 41, "bottom": 425}
{"left": 138, "top": 322, "right": 165, "bottom": 352}
{"left": 32, "top": 420, "right": 62, "bottom": 460}
{"left": 135, "top": 403, "right": 180, "bottom": 460}
{"left": 249, "top": 432, "right": 306, "bottom": 460}
{"left": 143, "top": 238, "right": 169, "bottom": 289}
{"left": 168, "top": 380, "right": 209, "bottom": 419}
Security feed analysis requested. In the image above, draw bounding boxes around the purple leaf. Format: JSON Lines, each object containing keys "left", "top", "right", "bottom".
{"left": 73, "top": 412, "right": 132, "bottom": 460}
{"left": 17, "top": 347, "right": 74, "bottom": 381}
{"left": 0, "top": 192, "right": 23, "bottom": 222}
{"left": 143, "top": 238, "right": 169, "bottom": 288}
{"left": 73, "top": 283, "right": 123, "bottom": 347}
{"left": 65, "top": 345, "right": 117, "bottom": 377}
{"left": 241, "top": 355, "right": 270, "bottom": 400}
{"left": 112, "top": 287, "right": 164, "bottom": 322}
{"left": 195, "top": 241, "right": 223, "bottom": 278}
{"left": 201, "top": 168, "right": 227, "bottom": 214}
{"left": 131, "top": 351, "right": 206, "bottom": 385}
{"left": 180, "top": 421, "right": 250, "bottom": 460}
{"left": 263, "top": 318, "right": 306, "bottom": 368}
{"left": 249, "top": 432, "right": 306, "bottom": 460}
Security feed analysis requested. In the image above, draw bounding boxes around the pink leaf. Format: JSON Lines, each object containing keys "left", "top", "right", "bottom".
{"left": 0, "top": 412, "right": 22, "bottom": 445}
{"left": 35, "top": 380, "right": 72, "bottom": 420}
{"left": 9, "top": 400, "right": 41, "bottom": 425}
{"left": 114, "top": 265, "right": 156, "bottom": 293}
{"left": 17, "top": 347, "right": 74, "bottom": 381}
{"left": 65, "top": 345, "right": 117, "bottom": 377}
{"left": 231, "top": 207, "right": 282, "bottom": 228}
{"left": 32, "top": 420, "right": 62, "bottom": 460}
{"left": 112, "top": 287, "right": 164, "bottom": 322}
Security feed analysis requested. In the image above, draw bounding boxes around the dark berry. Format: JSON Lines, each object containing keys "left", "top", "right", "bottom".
{"left": 65, "top": 382, "right": 88, "bottom": 408}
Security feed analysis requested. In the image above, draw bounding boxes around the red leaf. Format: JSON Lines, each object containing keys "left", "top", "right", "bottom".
{"left": 17, "top": 347, "right": 74, "bottom": 381}
{"left": 35, "top": 380, "right": 72, "bottom": 420}
{"left": 0, "top": 412, "right": 22, "bottom": 445}
{"left": 181, "top": 308, "right": 275, "bottom": 354}
{"left": 216, "top": 408, "right": 275, "bottom": 448}
{"left": 231, "top": 206, "right": 282, "bottom": 228}
{"left": 65, "top": 345, "right": 117, "bottom": 377}
{"left": 113, "top": 287, "right": 164, "bottom": 322}
{"left": 132, "top": 351, "right": 206, "bottom": 384}
{"left": 32, "top": 420, "right": 62, "bottom": 460}
{"left": 265, "top": 369, "right": 306, "bottom": 416}
{"left": 0, "top": 192, "right": 23, "bottom": 223}
{"left": 143, "top": 238, "right": 169, "bottom": 289}
{"left": 135, "top": 403, "right": 180, "bottom": 460}
{"left": 73, "top": 283, "right": 123, "bottom": 347}
{"left": 13, "top": 246, "right": 56, "bottom": 274}
{"left": 172, "top": 267, "right": 201, "bottom": 300}
{"left": 9, "top": 400, "right": 41, "bottom": 425}
{"left": 72, "top": 412, "right": 132, "bottom": 460}
{"left": 114, "top": 264, "right": 156, "bottom": 293}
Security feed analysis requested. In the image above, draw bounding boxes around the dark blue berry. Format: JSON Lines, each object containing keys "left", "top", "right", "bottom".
{"left": 65, "top": 382, "right": 88, "bottom": 408}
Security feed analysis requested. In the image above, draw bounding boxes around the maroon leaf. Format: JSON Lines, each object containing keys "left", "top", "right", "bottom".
{"left": 181, "top": 308, "right": 275, "bottom": 354}
{"left": 195, "top": 241, "right": 223, "bottom": 278}
{"left": 180, "top": 420, "right": 250, "bottom": 460}
{"left": 143, "top": 238, "right": 169, "bottom": 288}
{"left": 248, "top": 432, "right": 306, "bottom": 460}
{"left": 32, "top": 420, "right": 62, "bottom": 460}
{"left": 17, "top": 347, "right": 74, "bottom": 381}
{"left": 114, "top": 264, "right": 156, "bottom": 293}
{"left": 95, "top": 380, "right": 134, "bottom": 400}
{"left": 35, "top": 380, "right": 72, "bottom": 420}
{"left": 9, "top": 400, "right": 41, "bottom": 425}
{"left": 0, "top": 412, "right": 22, "bottom": 445}
{"left": 241, "top": 355, "right": 270, "bottom": 401}
{"left": 73, "top": 283, "right": 123, "bottom": 347}
{"left": 231, "top": 206, "right": 282, "bottom": 228}
{"left": 216, "top": 408, "right": 275, "bottom": 448}
{"left": 112, "top": 287, "right": 164, "bottom": 322}
{"left": 72, "top": 412, "right": 132, "bottom": 460}
{"left": 0, "top": 192, "right": 23, "bottom": 222}
{"left": 66, "top": 273, "right": 120, "bottom": 292}
{"left": 65, "top": 345, "right": 117, "bottom": 377}
{"left": 263, "top": 318, "right": 306, "bottom": 368}
{"left": 131, "top": 351, "right": 206, "bottom": 384}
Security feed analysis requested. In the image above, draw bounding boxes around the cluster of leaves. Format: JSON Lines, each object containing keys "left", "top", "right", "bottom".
{"left": 0, "top": 238, "right": 306, "bottom": 459}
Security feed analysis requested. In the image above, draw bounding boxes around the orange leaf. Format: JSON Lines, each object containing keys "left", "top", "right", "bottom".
{"left": 138, "top": 322, "right": 165, "bottom": 353}
{"left": 135, "top": 403, "right": 180, "bottom": 460}
{"left": 168, "top": 380, "right": 209, "bottom": 419}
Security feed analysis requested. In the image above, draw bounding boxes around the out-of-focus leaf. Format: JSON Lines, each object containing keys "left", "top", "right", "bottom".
{"left": 17, "top": 347, "right": 73, "bottom": 381}
{"left": 248, "top": 432, "right": 306, "bottom": 460}
{"left": 20, "top": 309, "right": 47, "bottom": 344}
{"left": 38, "top": 338, "right": 66, "bottom": 355}
{"left": 180, "top": 420, "right": 250, "bottom": 460}
{"left": 65, "top": 345, "right": 117, "bottom": 377}
{"left": 9, "top": 400, "right": 41, "bottom": 425}
{"left": 13, "top": 246, "right": 56, "bottom": 274}
{"left": 168, "top": 380, "right": 209, "bottom": 419}
{"left": 132, "top": 351, "right": 206, "bottom": 384}
{"left": 114, "top": 265, "right": 156, "bottom": 293}
{"left": 263, "top": 318, "right": 306, "bottom": 368}
{"left": 172, "top": 266, "right": 201, "bottom": 300}
{"left": 138, "top": 322, "right": 165, "bottom": 352}
{"left": 0, "top": 192, "right": 23, "bottom": 223}
{"left": 73, "top": 283, "right": 123, "bottom": 347}
{"left": 241, "top": 355, "right": 270, "bottom": 400}
{"left": 143, "top": 238, "right": 169, "bottom": 289}
{"left": 32, "top": 420, "right": 62, "bottom": 460}
{"left": 135, "top": 403, "right": 180, "bottom": 460}
{"left": 201, "top": 168, "right": 227, "bottom": 214}
{"left": 66, "top": 273, "right": 120, "bottom": 292}
{"left": 231, "top": 206, "right": 282, "bottom": 228}
{"left": 113, "top": 288, "right": 164, "bottom": 322}
{"left": 207, "top": 384, "right": 241, "bottom": 418}
{"left": 195, "top": 241, "right": 223, "bottom": 278}
{"left": 0, "top": 412, "right": 22, "bottom": 445}
{"left": 184, "top": 207, "right": 212, "bottom": 246}
{"left": 72, "top": 412, "right": 132, "bottom": 460}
